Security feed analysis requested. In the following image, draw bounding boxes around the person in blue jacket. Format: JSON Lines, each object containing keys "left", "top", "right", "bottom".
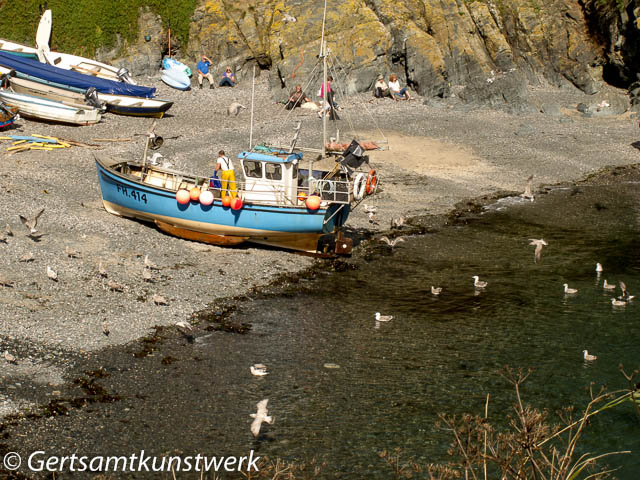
{"left": 196, "top": 55, "right": 214, "bottom": 89}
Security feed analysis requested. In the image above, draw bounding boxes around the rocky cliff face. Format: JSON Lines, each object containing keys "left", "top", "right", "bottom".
{"left": 115, "top": 0, "right": 640, "bottom": 105}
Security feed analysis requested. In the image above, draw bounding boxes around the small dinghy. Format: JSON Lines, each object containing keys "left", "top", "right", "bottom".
{"left": 161, "top": 67, "right": 191, "bottom": 91}
{"left": 0, "top": 89, "right": 101, "bottom": 125}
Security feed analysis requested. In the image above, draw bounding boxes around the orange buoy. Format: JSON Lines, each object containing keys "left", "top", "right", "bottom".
{"left": 305, "top": 195, "right": 321, "bottom": 210}
{"left": 231, "top": 197, "right": 243, "bottom": 210}
{"left": 222, "top": 196, "right": 232, "bottom": 207}
{"left": 176, "top": 189, "right": 190, "bottom": 205}
{"left": 297, "top": 191, "right": 307, "bottom": 202}
{"left": 199, "top": 190, "right": 213, "bottom": 206}
{"left": 189, "top": 187, "right": 201, "bottom": 202}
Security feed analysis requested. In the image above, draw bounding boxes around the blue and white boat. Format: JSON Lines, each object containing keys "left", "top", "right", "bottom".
{"left": 162, "top": 56, "right": 192, "bottom": 77}
{"left": 94, "top": 138, "right": 375, "bottom": 252}
{"left": 0, "top": 51, "right": 155, "bottom": 98}
{"left": 161, "top": 67, "right": 191, "bottom": 91}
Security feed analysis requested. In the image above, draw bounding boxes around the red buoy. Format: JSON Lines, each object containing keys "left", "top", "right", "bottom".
{"left": 231, "top": 197, "right": 243, "bottom": 210}
{"left": 176, "top": 189, "right": 190, "bottom": 205}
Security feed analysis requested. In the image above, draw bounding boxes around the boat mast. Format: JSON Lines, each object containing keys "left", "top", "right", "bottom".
{"left": 249, "top": 65, "right": 256, "bottom": 150}
{"left": 320, "top": 0, "right": 327, "bottom": 159}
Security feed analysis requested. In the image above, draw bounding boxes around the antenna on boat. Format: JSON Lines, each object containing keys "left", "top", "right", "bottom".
{"left": 249, "top": 65, "right": 256, "bottom": 150}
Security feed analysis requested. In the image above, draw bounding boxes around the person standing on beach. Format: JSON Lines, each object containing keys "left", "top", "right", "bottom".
{"left": 216, "top": 150, "right": 237, "bottom": 198}
{"left": 196, "top": 55, "right": 214, "bottom": 89}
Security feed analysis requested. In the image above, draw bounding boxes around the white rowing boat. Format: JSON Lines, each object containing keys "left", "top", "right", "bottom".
{"left": 0, "top": 89, "right": 101, "bottom": 125}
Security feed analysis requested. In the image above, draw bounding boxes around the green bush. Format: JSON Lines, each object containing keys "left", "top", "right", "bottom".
{"left": 0, "top": 0, "right": 198, "bottom": 56}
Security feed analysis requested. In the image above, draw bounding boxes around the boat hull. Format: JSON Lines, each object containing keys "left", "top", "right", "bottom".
{"left": 0, "top": 89, "right": 101, "bottom": 125}
{"left": 95, "top": 157, "right": 350, "bottom": 252}
{"left": 0, "top": 51, "right": 155, "bottom": 97}
{"left": 161, "top": 68, "right": 191, "bottom": 91}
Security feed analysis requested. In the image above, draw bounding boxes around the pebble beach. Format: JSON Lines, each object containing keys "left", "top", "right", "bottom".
{"left": 1, "top": 70, "right": 639, "bottom": 419}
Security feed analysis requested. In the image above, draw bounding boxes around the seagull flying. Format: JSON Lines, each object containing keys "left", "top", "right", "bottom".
{"left": 250, "top": 364, "right": 269, "bottom": 376}
{"left": 19, "top": 208, "right": 45, "bottom": 234}
{"left": 583, "top": 350, "right": 597, "bottom": 361}
{"left": 563, "top": 283, "right": 578, "bottom": 294}
{"left": 379, "top": 236, "right": 405, "bottom": 248}
{"left": 472, "top": 275, "right": 488, "bottom": 289}
{"left": 618, "top": 281, "right": 635, "bottom": 301}
{"left": 431, "top": 286, "right": 442, "bottom": 295}
{"left": 520, "top": 175, "right": 534, "bottom": 201}
{"left": 250, "top": 399, "right": 274, "bottom": 437}
{"left": 528, "top": 238, "right": 547, "bottom": 263}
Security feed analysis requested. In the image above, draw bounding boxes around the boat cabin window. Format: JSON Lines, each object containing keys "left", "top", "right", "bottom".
{"left": 244, "top": 160, "right": 262, "bottom": 178}
{"left": 265, "top": 163, "right": 282, "bottom": 181}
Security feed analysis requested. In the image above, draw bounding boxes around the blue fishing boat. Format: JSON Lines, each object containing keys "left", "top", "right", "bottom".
{"left": 0, "top": 51, "right": 155, "bottom": 98}
{"left": 94, "top": 137, "right": 374, "bottom": 253}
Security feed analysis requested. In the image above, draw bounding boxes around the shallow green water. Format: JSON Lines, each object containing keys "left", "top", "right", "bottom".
{"left": 216, "top": 182, "right": 640, "bottom": 477}
{"left": 4, "top": 182, "right": 639, "bottom": 479}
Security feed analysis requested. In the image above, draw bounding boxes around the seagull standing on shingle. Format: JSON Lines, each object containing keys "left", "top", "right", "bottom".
{"left": 520, "top": 175, "right": 534, "bottom": 201}
{"left": 3, "top": 351, "right": 17, "bottom": 364}
{"left": 47, "top": 266, "right": 58, "bottom": 282}
{"left": 144, "top": 255, "right": 159, "bottom": 270}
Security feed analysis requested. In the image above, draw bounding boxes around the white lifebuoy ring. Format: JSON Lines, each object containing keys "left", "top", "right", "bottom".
{"left": 353, "top": 173, "right": 366, "bottom": 200}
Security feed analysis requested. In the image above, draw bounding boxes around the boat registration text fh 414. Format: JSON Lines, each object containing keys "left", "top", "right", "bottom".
{"left": 116, "top": 184, "right": 148, "bottom": 204}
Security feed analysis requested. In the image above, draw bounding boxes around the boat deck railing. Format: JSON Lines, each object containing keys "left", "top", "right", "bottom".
{"left": 123, "top": 163, "right": 353, "bottom": 207}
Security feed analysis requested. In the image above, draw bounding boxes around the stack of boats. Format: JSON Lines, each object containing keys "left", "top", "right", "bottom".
{"left": 0, "top": 8, "right": 173, "bottom": 126}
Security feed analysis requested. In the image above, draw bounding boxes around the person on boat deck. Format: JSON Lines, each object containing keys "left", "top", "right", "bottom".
{"left": 373, "top": 74, "right": 391, "bottom": 98}
{"left": 388, "top": 74, "right": 411, "bottom": 101}
{"left": 196, "top": 55, "right": 214, "bottom": 89}
{"left": 219, "top": 66, "right": 236, "bottom": 87}
{"left": 285, "top": 84, "right": 311, "bottom": 110}
{"left": 216, "top": 150, "right": 237, "bottom": 198}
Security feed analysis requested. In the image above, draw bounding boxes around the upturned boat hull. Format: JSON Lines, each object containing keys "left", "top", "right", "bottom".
{"left": 95, "top": 156, "right": 350, "bottom": 252}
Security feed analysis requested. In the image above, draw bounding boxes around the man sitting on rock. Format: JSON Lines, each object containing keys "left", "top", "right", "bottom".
{"left": 373, "top": 75, "right": 391, "bottom": 98}
{"left": 285, "top": 85, "right": 311, "bottom": 110}
{"left": 196, "top": 55, "right": 214, "bottom": 89}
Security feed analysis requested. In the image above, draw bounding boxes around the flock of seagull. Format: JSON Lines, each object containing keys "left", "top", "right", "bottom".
{"left": 368, "top": 180, "right": 635, "bottom": 365}
{"left": 249, "top": 364, "right": 274, "bottom": 437}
